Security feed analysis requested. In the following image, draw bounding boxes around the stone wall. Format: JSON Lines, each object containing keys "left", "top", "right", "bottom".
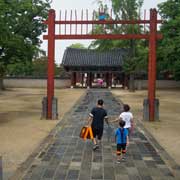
{"left": 3, "top": 78, "right": 180, "bottom": 89}
{"left": 135, "top": 80, "right": 180, "bottom": 90}
{"left": 4, "top": 78, "right": 71, "bottom": 88}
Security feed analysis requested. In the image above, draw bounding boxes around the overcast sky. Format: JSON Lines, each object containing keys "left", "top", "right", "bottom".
{"left": 41, "top": 0, "right": 167, "bottom": 64}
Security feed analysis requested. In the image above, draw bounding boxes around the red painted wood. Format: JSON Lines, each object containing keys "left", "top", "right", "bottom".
{"left": 47, "top": 9, "right": 55, "bottom": 119}
{"left": 52, "top": 20, "right": 162, "bottom": 25}
{"left": 148, "top": 9, "right": 157, "bottom": 121}
{"left": 43, "top": 34, "right": 162, "bottom": 40}
{"left": 71, "top": 72, "right": 76, "bottom": 87}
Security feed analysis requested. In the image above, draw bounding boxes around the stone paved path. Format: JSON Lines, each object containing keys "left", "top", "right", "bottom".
{"left": 17, "top": 90, "right": 179, "bottom": 180}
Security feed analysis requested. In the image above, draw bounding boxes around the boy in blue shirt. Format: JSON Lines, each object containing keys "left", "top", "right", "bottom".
{"left": 115, "top": 120, "right": 129, "bottom": 163}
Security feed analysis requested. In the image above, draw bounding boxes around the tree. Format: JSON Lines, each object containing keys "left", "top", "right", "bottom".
{"left": 0, "top": 0, "right": 50, "bottom": 89}
{"left": 157, "top": 0, "right": 180, "bottom": 80}
{"left": 32, "top": 56, "right": 60, "bottom": 77}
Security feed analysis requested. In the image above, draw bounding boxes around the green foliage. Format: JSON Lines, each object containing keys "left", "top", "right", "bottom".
{"left": 58, "top": 65, "right": 70, "bottom": 79}
{"left": 112, "top": 0, "right": 143, "bottom": 20}
{"left": 0, "top": 0, "right": 50, "bottom": 78}
{"left": 7, "top": 61, "right": 33, "bottom": 76}
{"left": 174, "top": 60, "right": 180, "bottom": 80}
{"left": 157, "top": 0, "right": 180, "bottom": 80}
{"left": 32, "top": 56, "right": 48, "bottom": 77}
{"left": 32, "top": 56, "right": 60, "bottom": 77}
{"left": 69, "top": 43, "right": 86, "bottom": 49}
{"left": 31, "top": 56, "right": 69, "bottom": 78}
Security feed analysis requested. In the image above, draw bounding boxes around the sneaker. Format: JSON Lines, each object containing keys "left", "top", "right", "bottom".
{"left": 116, "top": 160, "right": 121, "bottom": 164}
{"left": 122, "top": 157, "right": 126, "bottom": 161}
{"left": 93, "top": 144, "right": 99, "bottom": 151}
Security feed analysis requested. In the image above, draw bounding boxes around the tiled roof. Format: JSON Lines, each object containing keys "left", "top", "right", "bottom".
{"left": 62, "top": 48, "right": 128, "bottom": 67}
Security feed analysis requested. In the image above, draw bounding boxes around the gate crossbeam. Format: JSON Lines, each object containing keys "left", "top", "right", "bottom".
{"left": 43, "top": 34, "right": 162, "bottom": 40}
{"left": 44, "top": 20, "right": 162, "bottom": 25}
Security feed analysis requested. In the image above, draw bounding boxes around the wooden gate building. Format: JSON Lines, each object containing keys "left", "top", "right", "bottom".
{"left": 62, "top": 48, "right": 128, "bottom": 88}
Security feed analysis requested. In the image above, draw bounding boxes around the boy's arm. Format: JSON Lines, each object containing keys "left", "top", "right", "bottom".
{"left": 114, "top": 130, "right": 117, "bottom": 143}
{"left": 87, "top": 108, "right": 94, "bottom": 126}
{"left": 105, "top": 117, "right": 109, "bottom": 125}
{"left": 87, "top": 116, "right": 93, "bottom": 126}
{"left": 126, "top": 136, "right": 129, "bottom": 146}
{"left": 130, "top": 117, "right": 134, "bottom": 132}
{"left": 115, "top": 134, "right": 117, "bottom": 143}
{"left": 110, "top": 117, "right": 120, "bottom": 123}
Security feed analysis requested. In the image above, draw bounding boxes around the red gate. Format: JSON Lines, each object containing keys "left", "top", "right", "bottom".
{"left": 43, "top": 8, "right": 162, "bottom": 120}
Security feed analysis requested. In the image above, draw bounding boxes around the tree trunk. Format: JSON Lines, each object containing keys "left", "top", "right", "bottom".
{"left": 0, "top": 77, "right": 5, "bottom": 90}
{"left": 129, "top": 73, "right": 135, "bottom": 92}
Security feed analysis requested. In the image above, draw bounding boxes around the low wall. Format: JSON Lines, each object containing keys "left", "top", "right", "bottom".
{"left": 4, "top": 78, "right": 71, "bottom": 88}
{"left": 135, "top": 80, "right": 180, "bottom": 89}
{"left": 3, "top": 79, "right": 180, "bottom": 89}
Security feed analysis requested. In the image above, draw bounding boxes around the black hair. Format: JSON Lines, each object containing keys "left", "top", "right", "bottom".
{"left": 123, "top": 104, "right": 130, "bottom": 112}
{"left": 119, "top": 120, "right": 125, "bottom": 128}
{"left": 97, "top": 99, "right": 104, "bottom": 106}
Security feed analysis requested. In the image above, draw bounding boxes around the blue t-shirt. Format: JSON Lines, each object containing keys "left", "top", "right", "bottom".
{"left": 115, "top": 128, "right": 128, "bottom": 144}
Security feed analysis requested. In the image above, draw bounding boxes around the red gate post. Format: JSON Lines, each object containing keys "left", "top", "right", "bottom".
{"left": 47, "top": 9, "right": 55, "bottom": 119}
{"left": 148, "top": 9, "right": 157, "bottom": 121}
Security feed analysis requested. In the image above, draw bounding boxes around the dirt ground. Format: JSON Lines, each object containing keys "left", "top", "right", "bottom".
{"left": 0, "top": 88, "right": 85, "bottom": 179}
{"left": 112, "top": 89, "right": 180, "bottom": 165}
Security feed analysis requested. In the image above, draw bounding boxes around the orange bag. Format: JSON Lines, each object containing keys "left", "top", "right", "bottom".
{"left": 79, "top": 126, "right": 94, "bottom": 140}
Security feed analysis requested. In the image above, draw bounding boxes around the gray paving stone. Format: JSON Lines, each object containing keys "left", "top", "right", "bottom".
{"left": 91, "top": 169, "right": 103, "bottom": 179}
{"left": 115, "top": 164, "right": 128, "bottom": 175}
{"left": 42, "top": 168, "right": 56, "bottom": 179}
{"left": 66, "top": 169, "right": 79, "bottom": 179}
{"left": 104, "top": 166, "right": 115, "bottom": 179}
{"left": 116, "top": 174, "right": 129, "bottom": 180}
{"left": 148, "top": 167, "right": 163, "bottom": 177}
{"left": 128, "top": 174, "right": 141, "bottom": 180}
{"left": 126, "top": 167, "right": 139, "bottom": 176}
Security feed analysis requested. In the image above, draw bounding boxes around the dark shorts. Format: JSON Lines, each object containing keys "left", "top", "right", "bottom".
{"left": 116, "top": 144, "right": 127, "bottom": 155}
{"left": 127, "top": 128, "right": 130, "bottom": 136}
{"left": 91, "top": 126, "right": 103, "bottom": 140}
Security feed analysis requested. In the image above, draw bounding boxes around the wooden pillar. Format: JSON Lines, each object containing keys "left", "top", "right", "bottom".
{"left": 81, "top": 73, "right": 84, "bottom": 87}
{"left": 71, "top": 72, "right": 76, "bottom": 88}
{"left": 108, "top": 72, "right": 112, "bottom": 88}
{"left": 47, "top": 9, "right": 55, "bottom": 119}
{"left": 90, "top": 73, "right": 93, "bottom": 88}
{"left": 148, "top": 9, "right": 157, "bottom": 121}
{"left": 87, "top": 72, "right": 90, "bottom": 88}
{"left": 124, "top": 74, "right": 129, "bottom": 89}
{"left": 106, "top": 72, "right": 109, "bottom": 88}
{"left": 77, "top": 72, "right": 81, "bottom": 83}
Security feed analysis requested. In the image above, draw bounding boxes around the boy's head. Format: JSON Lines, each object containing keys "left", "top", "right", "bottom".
{"left": 97, "top": 99, "right": 104, "bottom": 106}
{"left": 119, "top": 120, "right": 125, "bottom": 128}
{"left": 123, "top": 104, "right": 130, "bottom": 112}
